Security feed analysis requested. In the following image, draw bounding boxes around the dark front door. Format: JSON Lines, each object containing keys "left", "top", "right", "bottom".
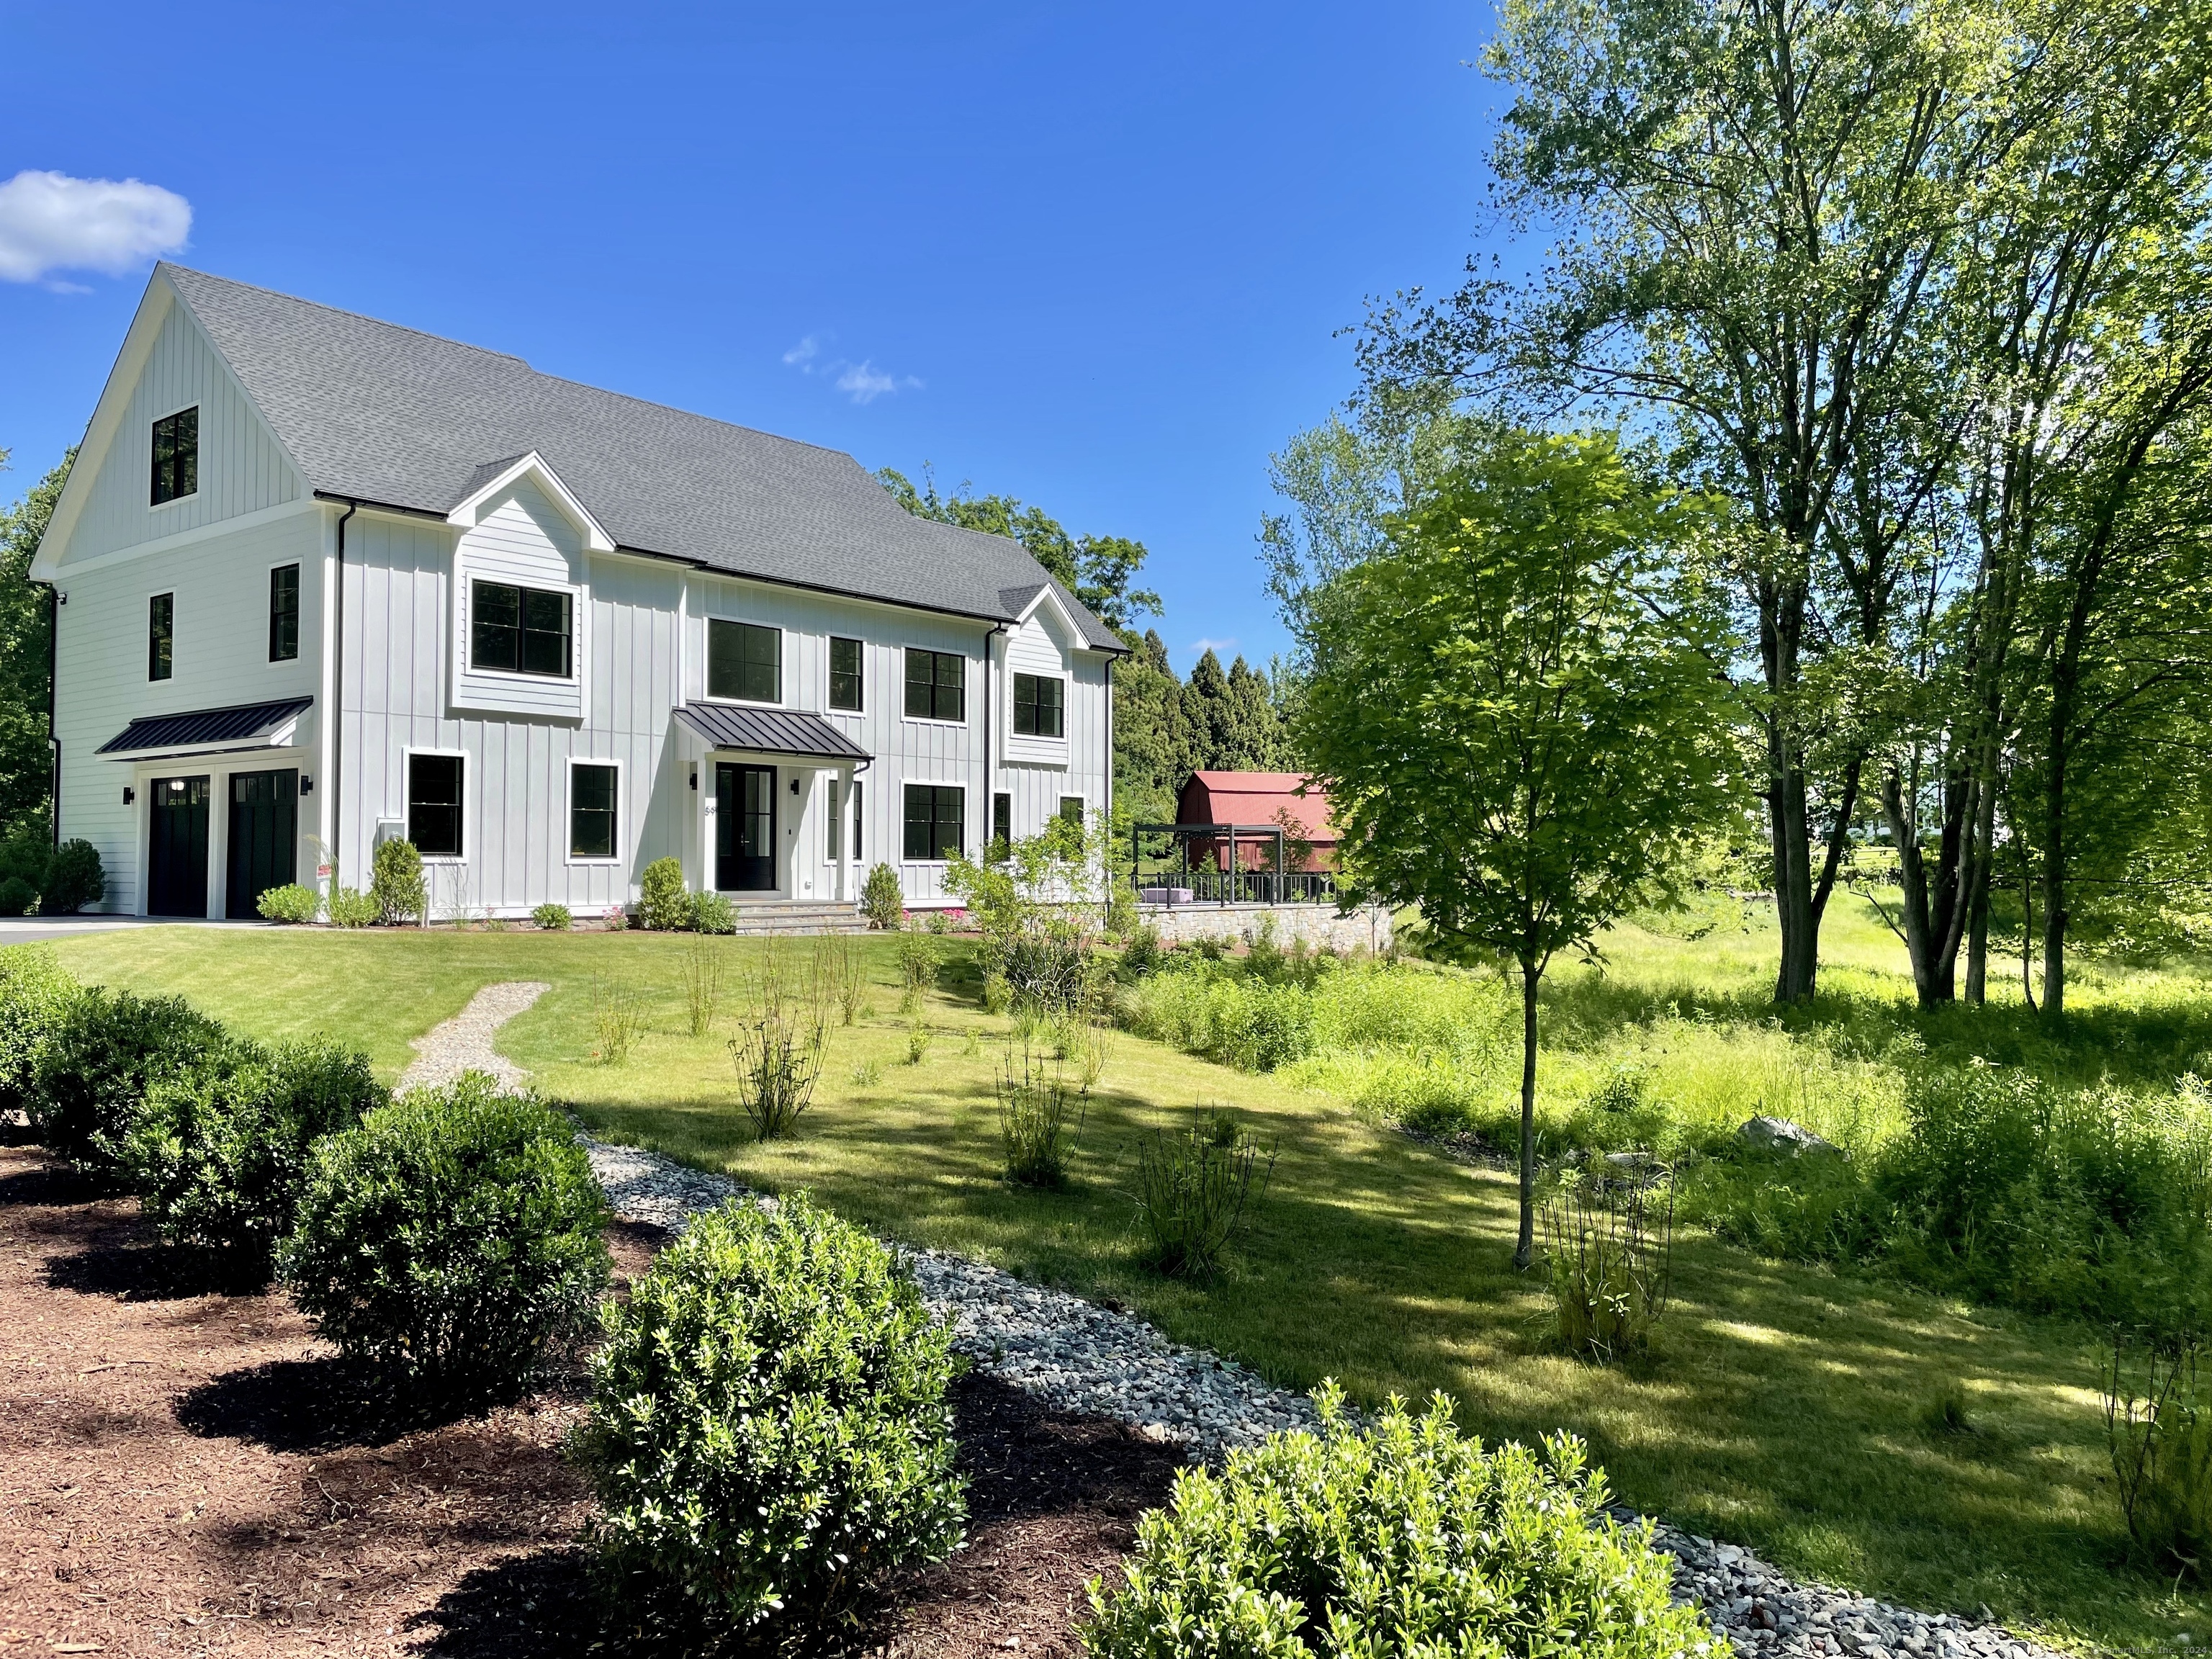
{"left": 148, "top": 775, "right": 212, "bottom": 918}
{"left": 226, "top": 768, "right": 298, "bottom": 919}
{"left": 714, "top": 763, "right": 777, "bottom": 891}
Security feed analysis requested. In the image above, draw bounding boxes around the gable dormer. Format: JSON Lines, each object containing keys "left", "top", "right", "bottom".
{"left": 446, "top": 453, "right": 601, "bottom": 722}
{"left": 1002, "top": 583, "right": 1083, "bottom": 767}
{"left": 32, "top": 269, "right": 306, "bottom": 577}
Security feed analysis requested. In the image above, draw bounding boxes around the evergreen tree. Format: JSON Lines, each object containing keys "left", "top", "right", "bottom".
{"left": 1111, "top": 630, "right": 1197, "bottom": 824}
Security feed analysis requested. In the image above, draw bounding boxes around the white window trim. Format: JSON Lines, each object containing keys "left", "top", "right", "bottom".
{"left": 266, "top": 557, "right": 303, "bottom": 667}
{"left": 146, "top": 585, "right": 176, "bottom": 683}
{"left": 701, "top": 616, "right": 786, "bottom": 707}
{"left": 1010, "top": 669, "right": 1071, "bottom": 742}
{"left": 899, "top": 778, "right": 969, "bottom": 866}
{"left": 565, "top": 756, "right": 626, "bottom": 866}
{"left": 403, "top": 746, "right": 469, "bottom": 865}
{"left": 827, "top": 635, "right": 866, "bottom": 714}
{"left": 147, "top": 402, "right": 200, "bottom": 513}
{"left": 459, "top": 574, "right": 583, "bottom": 685}
{"left": 900, "top": 647, "right": 970, "bottom": 728}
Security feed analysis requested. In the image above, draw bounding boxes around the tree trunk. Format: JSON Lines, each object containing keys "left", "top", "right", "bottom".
{"left": 1514, "top": 958, "right": 1540, "bottom": 1272}
{"left": 1771, "top": 760, "right": 1818, "bottom": 1004}
{"left": 2041, "top": 712, "right": 2068, "bottom": 1019}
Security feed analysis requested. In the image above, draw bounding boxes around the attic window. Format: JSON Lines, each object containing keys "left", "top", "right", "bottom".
{"left": 150, "top": 408, "right": 198, "bottom": 505}
{"left": 471, "top": 580, "right": 572, "bottom": 678}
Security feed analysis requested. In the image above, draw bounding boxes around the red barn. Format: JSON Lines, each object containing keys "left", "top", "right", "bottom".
{"left": 1174, "top": 771, "right": 1338, "bottom": 871}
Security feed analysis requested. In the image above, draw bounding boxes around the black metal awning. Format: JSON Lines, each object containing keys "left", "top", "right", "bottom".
{"left": 674, "top": 702, "right": 870, "bottom": 765}
{"left": 96, "top": 696, "right": 315, "bottom": 759}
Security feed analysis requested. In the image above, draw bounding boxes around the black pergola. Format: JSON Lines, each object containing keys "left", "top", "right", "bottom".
{"left": 1130, "top": 822, "right": 1294, "bottom": 905}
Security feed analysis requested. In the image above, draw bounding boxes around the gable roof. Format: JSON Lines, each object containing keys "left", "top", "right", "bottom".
{"left": 152, "top": 265, "right": 1125, "bottom": 651}
{"left": 1178, "top": 771, "right": 1337, "bottom": 842}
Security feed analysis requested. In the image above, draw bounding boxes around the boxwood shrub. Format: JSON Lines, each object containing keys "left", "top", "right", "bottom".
{"left": 0, "top": 945, "right": 77, "bottom": 1119}
{"left": 278, "top": 1075, "right": 610, "bottom": 1403}
{"left": 579, "top": 1192, "right": 966, "bottom": 1640}
{"left": 1083, "top": 1383, "right": 1722, "bottom": 1659}
{"left": 30, "top": 987, "right": 230, "bottom": 1174}
{"left": 125, "top": 1037, "right": 386, "bottom": 1278}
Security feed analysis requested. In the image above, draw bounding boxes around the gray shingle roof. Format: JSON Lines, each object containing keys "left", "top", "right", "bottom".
{"left": 160, "top": 266, "right": 1125, "bottom": 651}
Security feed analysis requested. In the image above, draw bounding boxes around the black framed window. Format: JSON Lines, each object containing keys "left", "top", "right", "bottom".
{"left": 827, "top": 779, "right": 842, "bottom": 860}
{"left": 471, "top": 581, "right": 572, "bottom": 677}
{"left": 570, "top": 762, "right": 618, "bottom": 860}
{"left": 992, "top": 791, "right": 1011, "bottom": 849}
{"left": 709, "top": 619, "right": 781, "bottom": 702}
{"left": 1013, "top": 673, "right": 1065, "bottom": 738}
{"left": 1059, "top": 796, "right": 1085, "bottom": 827}
{"left": 904, "top": 648, "right": 965, "bottom": 722}
{"left": 148, "top": 592, "right": 174, "bottom": 681}
{"left": 829, "top": 636, "right": 863, "bottom": 711}
{"left": 408, "top": 753, "right": 464, "bottom": 858}
{"left": 269, "top": 565, "right": 300, "bottom": 662}
{"left": 150, "top": 407, "right": 198, "bottom": 505}
{"left": 851, "top": 779, "right": 863, "bottom": 859}
{"left": 903, "top": 784, "right": 964, "bottom": 860}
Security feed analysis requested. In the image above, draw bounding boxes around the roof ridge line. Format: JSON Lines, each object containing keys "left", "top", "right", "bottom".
{"left": 161, "top": 262, "right": 534, "bottom": 369}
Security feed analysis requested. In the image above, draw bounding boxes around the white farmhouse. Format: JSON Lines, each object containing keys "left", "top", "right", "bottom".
{"left": 31, "top": 266, "right": 1124, "bottom": 922}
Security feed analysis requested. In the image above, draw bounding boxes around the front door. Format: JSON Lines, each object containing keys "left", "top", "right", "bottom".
{"left": 226, "top": 768, "right": 298, "bottom": 919}
{"left": 148, "top": 775, "right": 212, "bottom": 918}
{"left": 714, "top": 763, "right": 777, "bottom": 891}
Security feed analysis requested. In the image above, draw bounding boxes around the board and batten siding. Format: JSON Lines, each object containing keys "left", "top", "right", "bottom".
{"left": 52, "top": 508, "right": 325, "bottom": 913}
{"left": 449, "top": 479, "right": 589, "bottom": 721}
{"left": 338, "top": 510, "right": 686, "bottom": 916}
{"left": 58, "top": 293, "right": 302, "bottom": 567}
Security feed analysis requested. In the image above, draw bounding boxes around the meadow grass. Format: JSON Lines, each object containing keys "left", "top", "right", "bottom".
{"left": 45, "top": 915, "right": 2212, "bottom": 1655}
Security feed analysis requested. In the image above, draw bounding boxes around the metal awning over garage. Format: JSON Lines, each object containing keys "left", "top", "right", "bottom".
{"left": 674, "top": 702, "right": 870, "bottom": 766}
{"left": 96, "top": 696, "right": 315, "bottom": 761}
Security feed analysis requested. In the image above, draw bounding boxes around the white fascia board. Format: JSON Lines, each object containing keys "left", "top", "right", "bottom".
{"left": 1012, "top": 583, "right": 1082, "bottom": 642}
{"left": 446, "top": 451, "right": 614, "bottom": 553}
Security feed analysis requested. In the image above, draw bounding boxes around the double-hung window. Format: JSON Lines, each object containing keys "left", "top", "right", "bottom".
{"left": 148, "top": 593, "right": 174, "bottom": 681}
{"left": 471, "top": 581, "right": 572, "bottom": 677}
{"left": 708, "top": 619, "right": 781, "bottom": 702}
{"left": 269, "top": 565, "right": 300, "bottom": 662}
{"left": 1012, "top": 673, "right": 1064, "bottom": 738}
{"left": 150, "top": 408, "right": 197, "bottom": 505}
{"left": 1058, "top": 796, "right": 1085, "bottom": 827}
{"left": 903, "top": 784, "right": 964, "bottom": 860}
{"left": 829, "top": 636, "right": 863, "bottom": 711}
{"left": 570, "top": 762, "right": 619, "bottom": 860}
{"left": 904, "top": 648, "right": 965, "bottom": 722}
{"left": 408, "top": 753, "right": 464, "bottom": 858}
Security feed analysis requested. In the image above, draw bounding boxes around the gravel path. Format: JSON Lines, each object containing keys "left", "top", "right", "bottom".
{"left": 398, "top": 981, "right": 2070, "bottom": 1659}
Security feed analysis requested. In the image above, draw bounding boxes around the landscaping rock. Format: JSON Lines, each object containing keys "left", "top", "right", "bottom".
{"left": 1740, "top": 1114, "right": 1843, "bottom": 1156}
{"left": 432, "top": 981, "right": 2064, "bottom": 1659}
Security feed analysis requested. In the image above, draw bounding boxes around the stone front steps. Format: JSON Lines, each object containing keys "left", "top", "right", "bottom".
{"left": 724, "top": 901, "right": 871, "bottom": 935}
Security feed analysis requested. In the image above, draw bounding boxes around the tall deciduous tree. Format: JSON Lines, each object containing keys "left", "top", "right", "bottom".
{"left": 1367, "top": 0, "right": 2013, "bottom": 1002}
{"left": 877, "top": 467, "right": 1161, "bottom": 631}
{"left": 0, "top": 453, "right": 68, "bottom": 845}
{"left": 1295, "top": 430, "right": 1737, "bottom": 1267}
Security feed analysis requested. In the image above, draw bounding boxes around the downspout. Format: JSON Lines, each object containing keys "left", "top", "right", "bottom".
{"left": 43, "top": 583, "right": 60, "bottom": 846}
{"left": 982, "top": 622, "right": 1005, "bottom": 855}
{"left": 332, "top": 500, "right": 356, "bottom": 886}
{"left": 1104, "top": 652, "right": 1116, "bottom": 895}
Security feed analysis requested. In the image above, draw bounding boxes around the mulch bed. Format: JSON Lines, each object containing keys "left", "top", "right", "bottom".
{"left": 0, "top": 1143, "right": 1179, "bottom": 1657}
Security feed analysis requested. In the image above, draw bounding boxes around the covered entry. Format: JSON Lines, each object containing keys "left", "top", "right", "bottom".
{"left": 226, "top": 768, "right": 298, "bottom": 918}
{"left": 714, "top": 763, "right": 778, "bottom": 892}
{"left": 674, "top": 701, "right": 870, "bottom": 900}
{"left": 148, "top": 775, "right": 212, "bottom": 918}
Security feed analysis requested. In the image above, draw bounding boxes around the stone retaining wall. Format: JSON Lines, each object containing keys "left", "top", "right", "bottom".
{"left": 1138, "top": 900, "right": 1393, "bottom": 954}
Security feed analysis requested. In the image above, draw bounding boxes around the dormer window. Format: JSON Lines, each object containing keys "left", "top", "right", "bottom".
{"left": 150, "top": 408, "right": 198, "bottom": 505}
{"left": 470, "top": 580, "right": 572, "bottom": 677}
{"left": 1013, "top": 672, "right": 1064, "bottom": 738}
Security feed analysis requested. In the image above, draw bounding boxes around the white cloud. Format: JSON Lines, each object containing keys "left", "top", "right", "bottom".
{"left": 1190, "top": 637, "right": 1238, "bottom": 657}
{"left": 0, "top": 169, "right": 192, "bottom": 286}
{"left": 835, "top": 359, "right": 922, "bottom": 405}
{"left": 781, "top": 331, "right": 920, "bottom": 405}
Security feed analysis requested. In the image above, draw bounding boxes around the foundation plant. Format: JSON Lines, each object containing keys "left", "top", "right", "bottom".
{"left": 579, "top": 1192, "right": 966, "bottom": 1644}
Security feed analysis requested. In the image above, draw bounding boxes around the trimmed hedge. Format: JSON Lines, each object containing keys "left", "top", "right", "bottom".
{"left": 1083, "top": 1384, "right": 1722, "bottom": 1659}
{"left": 30, "top": 987, "right": 230, "bottom": 1174}
{"left": 279, "top": 1075, "right": 610, "bottom": 1403}
{"left": 125, "top": 1037, "right": 387, "bottom": 1277}
{"left": 0, "top": 945, "right": 76, "bottom": 1118}
{"left": 580, "top": 1192, "right": 965, "bottom": 1639}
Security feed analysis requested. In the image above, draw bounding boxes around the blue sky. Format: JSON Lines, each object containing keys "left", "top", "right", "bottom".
{"left": 0, "top": 1, "right": 1501, "bottom": 670}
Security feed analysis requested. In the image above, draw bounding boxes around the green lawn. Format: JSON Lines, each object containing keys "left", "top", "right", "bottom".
{"left": 45, "top": 918, "right": 2203, "bottom": 1656}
